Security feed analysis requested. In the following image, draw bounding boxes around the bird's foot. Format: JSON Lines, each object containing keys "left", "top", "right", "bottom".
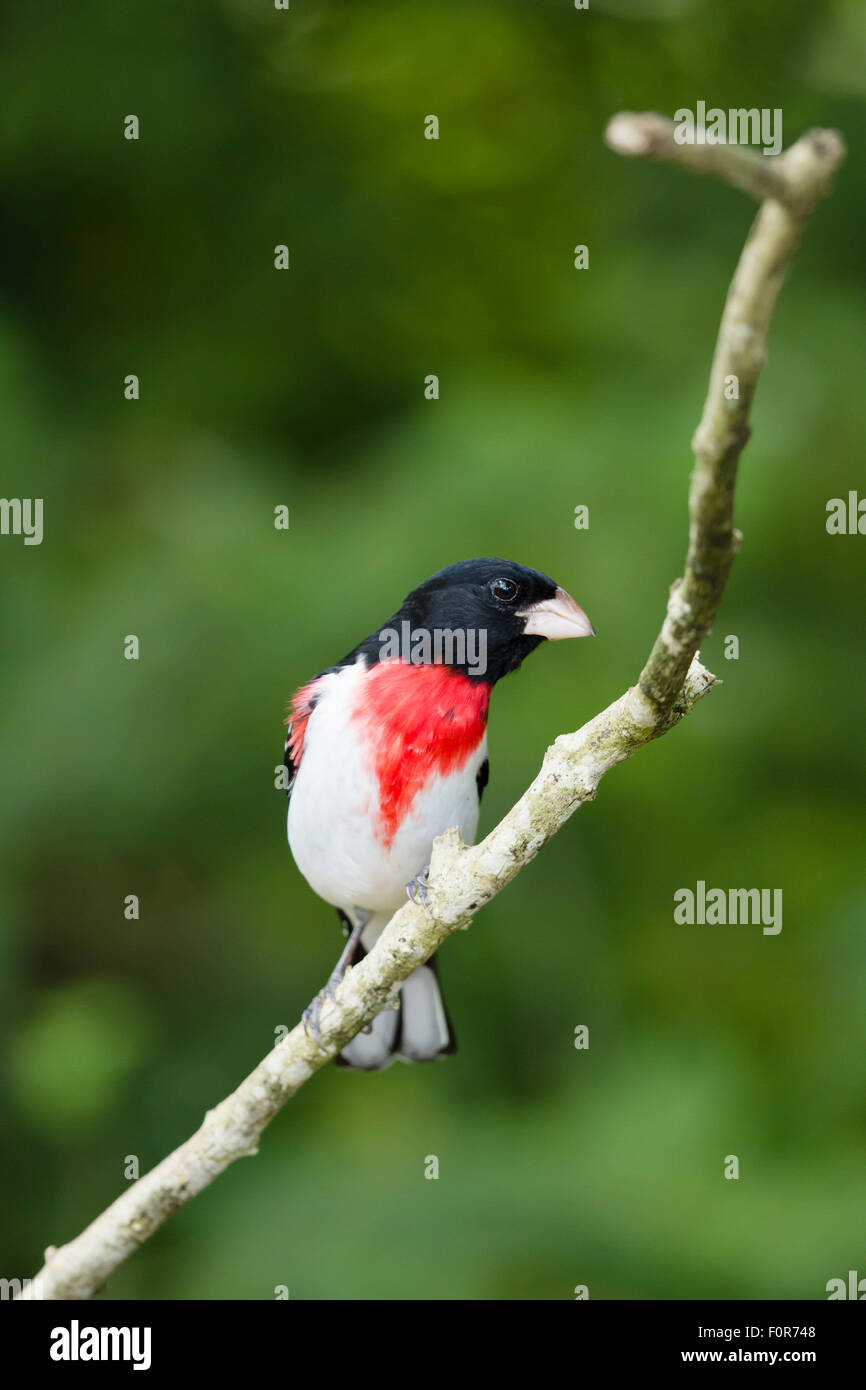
{"left": 304, "top": 908, "right": 371, "bottom": 1052}
{"left": 302, "top": 967, "right": 344, "bottom": 1053}
{"left": 406, "top": 865, "right": 431, "bottom": 911}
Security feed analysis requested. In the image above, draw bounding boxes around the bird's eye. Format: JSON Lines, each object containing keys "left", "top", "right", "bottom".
{"left": 490, "top": 577, "right": 519, "bottom": 603}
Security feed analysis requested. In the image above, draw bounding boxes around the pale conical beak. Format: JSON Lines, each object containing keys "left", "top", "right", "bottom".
{"left": 519, "top": 586, "right": 595, "bottom": 640}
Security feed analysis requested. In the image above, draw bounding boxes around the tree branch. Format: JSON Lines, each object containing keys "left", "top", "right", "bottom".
{"left": 17, "top": 112, "right": 844, "bottom": 1301}
{"left": 605, "top": 114, "right": 845, "bottom": 712}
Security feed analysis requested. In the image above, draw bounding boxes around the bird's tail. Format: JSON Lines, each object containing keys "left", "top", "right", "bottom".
{"left": 336, "top": 911, "right": 455, "bottom": 1070}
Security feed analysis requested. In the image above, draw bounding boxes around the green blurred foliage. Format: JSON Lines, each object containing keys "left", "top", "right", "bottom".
{"left": 1, "top": 0, "right": 864, "bottom": 1299}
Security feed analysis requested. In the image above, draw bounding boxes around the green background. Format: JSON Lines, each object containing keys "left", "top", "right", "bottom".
{"left": 2, "top": 0, "right": 865, "bottom": 1300}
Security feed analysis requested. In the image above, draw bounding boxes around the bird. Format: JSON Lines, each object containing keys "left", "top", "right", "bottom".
{"left": 284, "top": 557, "right": 594, "bottom": 1069}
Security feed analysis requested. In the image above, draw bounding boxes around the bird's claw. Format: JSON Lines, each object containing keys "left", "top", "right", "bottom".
{"left": 302, "top": 997, "right": 328, "bottom": 1052}
{"left": 406, "top": 865, "right": 431, "bottom": 910}
{"left": 302, "top": 972, "right": 342, "bottom": 1053}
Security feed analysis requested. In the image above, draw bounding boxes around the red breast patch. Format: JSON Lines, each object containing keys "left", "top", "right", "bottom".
{"left": 354, "top": 662, "right": 489, "bottom": 848}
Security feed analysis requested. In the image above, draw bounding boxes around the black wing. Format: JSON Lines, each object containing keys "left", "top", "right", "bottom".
{"left": 476, "top": 756, "right": 489, "bottom": 802}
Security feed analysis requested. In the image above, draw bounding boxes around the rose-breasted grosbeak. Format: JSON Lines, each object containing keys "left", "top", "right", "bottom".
{"left": 285, "top": 558, "right": 594, "bottom": 1069}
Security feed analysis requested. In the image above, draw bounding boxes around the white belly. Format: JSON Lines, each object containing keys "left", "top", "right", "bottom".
{"left": 287, "top": 662, "right": 486, "bottom": 914}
